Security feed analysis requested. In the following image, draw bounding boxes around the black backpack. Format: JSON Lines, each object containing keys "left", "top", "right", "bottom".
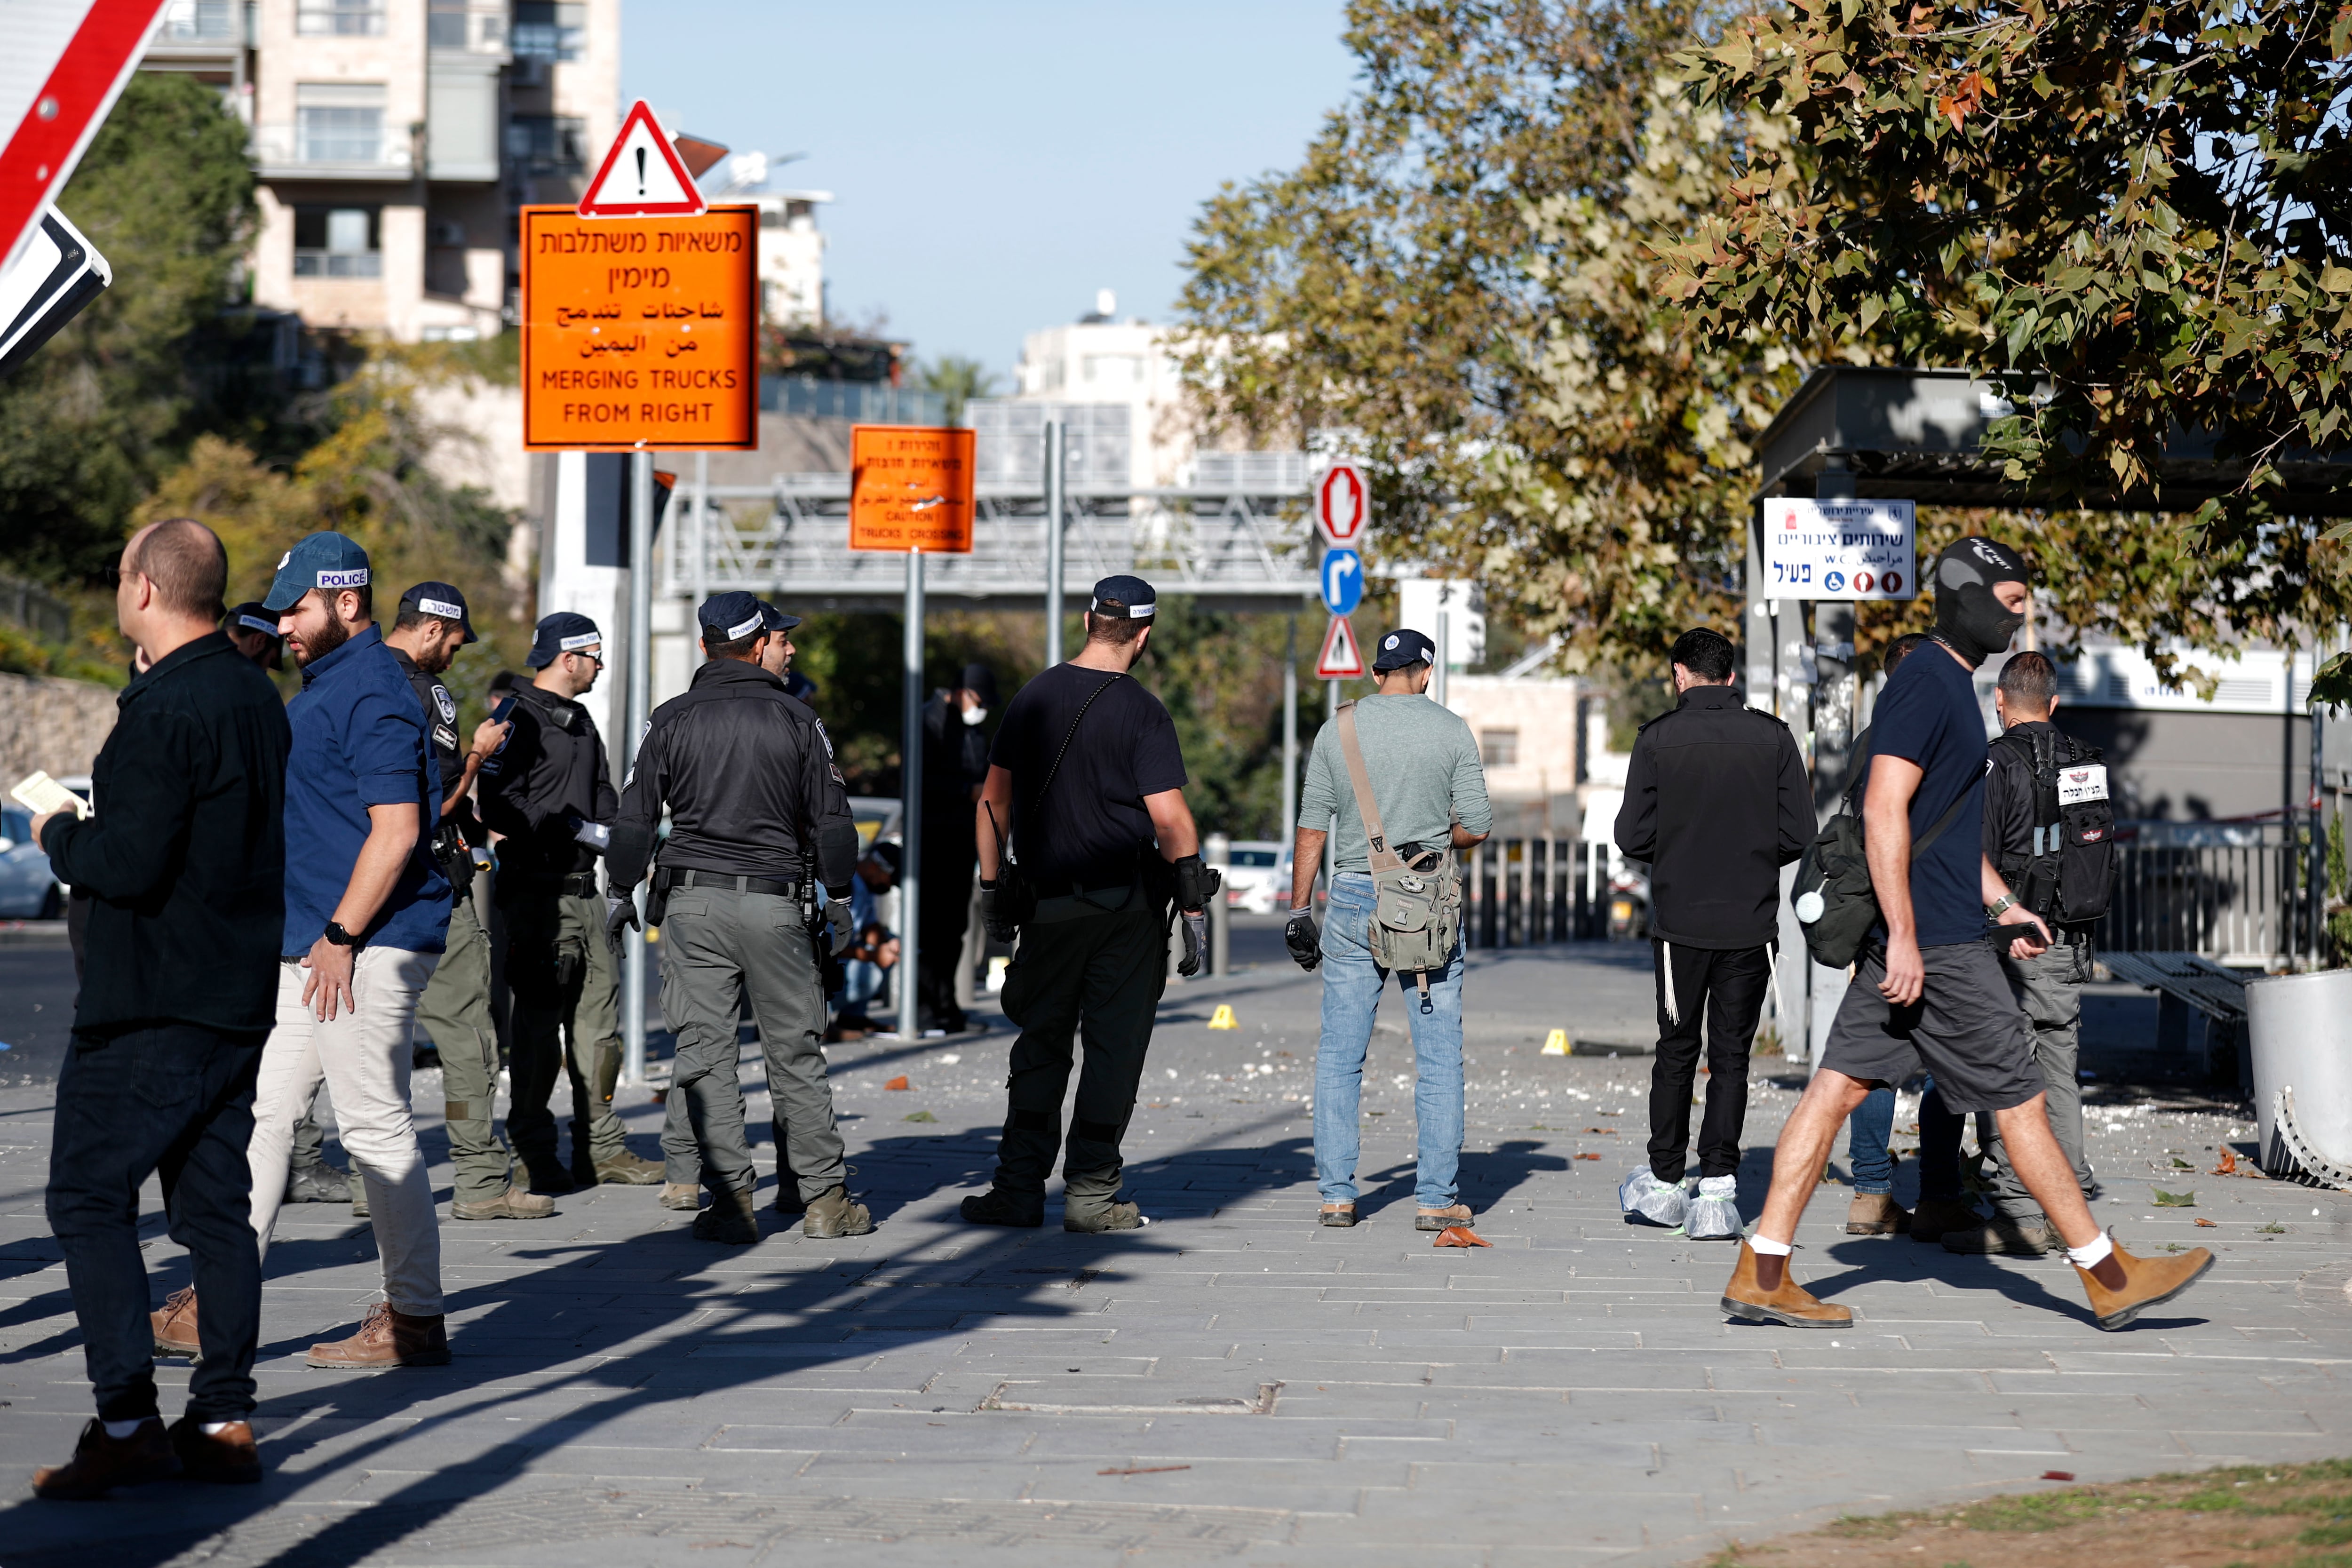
{"left": 1790, "top": 725, "right": 1971, "bottom": 969}
{"left": 1990, "top": 726, "right": 2116, "bottom": 927}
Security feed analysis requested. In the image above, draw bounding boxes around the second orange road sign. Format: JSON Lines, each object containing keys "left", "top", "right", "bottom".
{"left": 519, "top": 203, "right": 758, "bottom": 452}
{"left": 849, "top": 424, "right": 976, "bottom": 552}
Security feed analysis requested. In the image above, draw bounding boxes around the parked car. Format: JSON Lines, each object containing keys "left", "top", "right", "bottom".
{"left": 1221, "top": 840, "right": 1289, "bottom": 913}
{"left": 0, "top": 806, "right": 63, "bottom": 919}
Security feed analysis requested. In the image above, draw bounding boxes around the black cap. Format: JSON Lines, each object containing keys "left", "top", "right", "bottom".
{"left": 398, "top": 581, "right": 478, "bottom": 643}
{"left": 526, "top": 611, "right": 602, "bottom": 669}
{"left": 864, "top": 840, "right": 902, "bottom": 876}
{"left": 1089, "top": 574, "right": 1156, "bottom": 618}
{"left": 758, "top": 600, "right": 802, "bottom": 633}
{"left": 699, "top": 590, "right": 767, "bottom": 642}
{"left": 224, "top": 602, "right": 282, "bottom": 639}
{"left": 1371, "top": 627, "right": 1438, "bottom": 672}
{"left": 961, "top": 662, "right": 999, "bottom": 706}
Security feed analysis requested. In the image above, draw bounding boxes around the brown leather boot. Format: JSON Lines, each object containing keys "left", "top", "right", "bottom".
{"left": 588, "top": 1149, "right": 664, "bottom": 1185}
{"left": 803, "top": 1185, "right": 874, "bottom": 1238}
{"left": 151, "top": 1286, "right": 200, "bottom": 1359}
{"left": 451, "top": 1185, "right": 556, "bottom": 1221}
{"left": 1908, "top": 1197, "right": 1982, "bottom": 1243}
{"left": 692, "top": 1187, "right": 760, "bottom": 1245}
{"left": 168, "top": 1416, "right": 262, "bottom": 1484}
{"left": 2077, "top": 1237, "right": 2215, "bottom": 1330}
{"left": 660, "top": 1182, "right": 702, "bottom": 1211}
{"left": 1942, "top": 1213, "right": 2059, "bottom": 1256}
{"left": 1845, "top": 1193, "right": 1912, "bottom": 1235}
{"left": 32, "top": 1417, "right": 180, "bottom": 1500}
{"left": 304, "top": 1302, "right": 452, "bottom": 1368}
{"left": 1720, "top": 1241, "right": 1853, "bottom": 1328}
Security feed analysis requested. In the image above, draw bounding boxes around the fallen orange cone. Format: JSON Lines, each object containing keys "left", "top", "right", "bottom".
{"left": 884, "top": 1075, "right": 910, "bottom": 1090}
{"left": 1434, "top": 1226, "right": 1491, "bottom": 1248}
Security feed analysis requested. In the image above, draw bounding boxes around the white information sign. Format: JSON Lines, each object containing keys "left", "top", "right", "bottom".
{"left": 1761, "top": 498, "right": 1917, "bottom": 601}
{"left": 2056, "top": 763, "right": 2109, "bottom": 805}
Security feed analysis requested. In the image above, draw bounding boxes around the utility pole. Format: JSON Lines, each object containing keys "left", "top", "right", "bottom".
{"left": 620, "top": 449, "right": 654, "bottom": 1085}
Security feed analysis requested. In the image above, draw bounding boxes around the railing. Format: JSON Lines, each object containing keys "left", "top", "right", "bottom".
{"left": 0, "top": 576, "right": 71, "bottom": 644}
{"left": 1454, "top": 837, "right": 1626, "bottom": 948}
{"left": 429, "top": 0, "right": 507, "bottom": 52}
{"left": 250, "top": 123, "right": 412, "bottom": 177}
{"left": 156, "top": 0, "right": 241, "bottom": 42}
{"left": 760, "top": 377, "right": 946, "bottom": 424}
{"left": 2097, "top": 821, "right": 2321, "bottom": 967}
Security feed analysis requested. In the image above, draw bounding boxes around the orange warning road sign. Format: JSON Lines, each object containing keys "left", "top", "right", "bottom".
{"left": 519, "top": 203, "right": 757, "bottom": 452}
{"left": 849, "top": 425, "right": 976, "bottom": 553}
{"left": 1315, "top": 615, "right": 1364, "bottom": 678}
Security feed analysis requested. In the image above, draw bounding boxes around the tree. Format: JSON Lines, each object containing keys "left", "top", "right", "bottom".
{"left": 918, "top": 355, "right": 1003, "bottom": 425}
{"left": 1175, "top": 0, "right": 1805, "bottom": 672}
{"left": 1662, "top": 0, "right": 2352, "bottom": 680}
{"left": 0, "top": 71, "right": 257, "bottom": 583}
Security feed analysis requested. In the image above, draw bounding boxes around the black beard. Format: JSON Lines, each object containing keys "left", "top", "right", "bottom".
{"left": 298, "top": 614, "right": 351, "bottom": 666}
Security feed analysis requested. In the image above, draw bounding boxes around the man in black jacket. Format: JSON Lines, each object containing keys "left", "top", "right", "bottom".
{"left": 1613, "top": 626, "right": 1813, "bottom": 1241}
{"left": 607, "top": 592, "right": 866, "bottom": 1243}
{"left": 916, "top": 662, "right": 996, "bottom": 1034}
{"left": 33, "top": 518, "right": 289, "bottom": 1498}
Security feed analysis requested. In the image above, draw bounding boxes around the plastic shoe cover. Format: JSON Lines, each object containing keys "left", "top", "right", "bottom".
{"left": 1685, "top": 1175, "right": 1743, "bottom": 1241}
{"left": 1619, "top": 1168, "right": 1690, "bottom": 1227}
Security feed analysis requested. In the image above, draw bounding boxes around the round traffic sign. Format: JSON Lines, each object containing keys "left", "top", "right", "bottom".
{"left": 1317, "top": 464, "right": 1369, "bottom": 543}
{"left": 1321, "top": 548, "right": 1364, "bottom": 615}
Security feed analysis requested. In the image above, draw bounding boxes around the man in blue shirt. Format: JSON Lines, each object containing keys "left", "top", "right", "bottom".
{"left": 162, "top": 533, "right": 455, "bottom": 1373}
{"left": 1723, "top": 536, "right": 2212, "bottom": 1334}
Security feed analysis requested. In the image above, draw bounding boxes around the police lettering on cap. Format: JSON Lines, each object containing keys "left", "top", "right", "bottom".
{"left": 1371, "top": 627, "right": 1438, "bottom": 672}
{"left": 758, "top": 600, "right": 802, "bottom": 634}
{"left": 697, "top": 590, "right": 768, "bottom": 645}
{"left": 526, "top": 611, "right": 603, "bottom": 669}
{"left": 398, "top": 580, "right": 478, "bottom": 644}
{"left": 225, "top": 602, "right": 282, "bottom": 639}
{"left": 1089, "top": 574, "right": 1157, "bottom": 618}
{"left": 262, "top": 531, "right": 372, "bottom": 613}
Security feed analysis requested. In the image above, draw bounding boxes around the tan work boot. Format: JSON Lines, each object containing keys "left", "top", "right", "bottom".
{"left": 168, "top": 1416, "right": 262, "bottom": 1485}
{"left": 2077, "top": 1237, "right": 2215, "bottom": 1330}
{"left": 1064, "top": 1198, "right": 1145, "bottom": 1234}
{"left": 1845, "top": 1193, "right": 1912, "bottom": 1235}
{"left": 151, "top": 1286, "right": 201, "bottom": 1358}
{"left": 803, "top": 1184, "right": 873, "bottom": 1238}
{"left": 451, "top": 1185, "right": 556, "bottom": 1221}
{"left": 32, "top": 1417, "right": 180, "bottom": 1500}
{"left": 1942, "top": 1212, "right": 2058, "bottom": 1255}
{"left": 660, "top": 1182, "right": 702, "bottom": 1211}
{"left": 588, "top": 1149, "right": 664, "bottom": 1186}
{"left": 692, "top": 1187, "right": 760, "bottom": 1245}
{"left": 305, "top": 1302, "right": 451, "bottom": 1368}
{"left": 1908, "top": 1197, "right": 1982, "bottom": 1243}
{"left": 1720, "top": 1241, "right": 1853, "bottom": 1328}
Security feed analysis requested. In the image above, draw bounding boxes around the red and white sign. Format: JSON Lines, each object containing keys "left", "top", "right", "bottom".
{"left": 1317, "top": 463, "right": 1369, "bottom": 545}
{"left": 577, "top": 100, "right": 707, "bottom": 218}
{"left": 0, "top": 1, "right": 168, "bottom": 274}
{"left": 1315, "top": 615, "right": 1365, "bottom": 679}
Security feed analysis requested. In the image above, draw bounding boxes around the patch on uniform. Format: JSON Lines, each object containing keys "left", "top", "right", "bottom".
{"left": 434, "top": 724, "right": 460, "bottom": 753}
{"left": 813, "top": 718, "right": 836, "bottom": 758}
{"left": 432, "top": 684, "right": 457, "bottom": 724}
{"left": 828, "top": 764, "right": 845, "bottom": 785}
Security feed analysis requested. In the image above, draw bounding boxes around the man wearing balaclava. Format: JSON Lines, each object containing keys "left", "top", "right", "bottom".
{"left": 1720, "top": 535, "right": 2215, "bottom": 1334}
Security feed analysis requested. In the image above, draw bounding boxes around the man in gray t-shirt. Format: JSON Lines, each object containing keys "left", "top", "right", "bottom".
{"left": 1286, "top": 628, "right": 1492, "bottom": 1231}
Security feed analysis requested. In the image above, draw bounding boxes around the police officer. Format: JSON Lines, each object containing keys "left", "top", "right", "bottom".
{"left": 607, "top": 591, "right": 867, "bottom": 1245}
{"left": 384, "top": 583, "right": 551, "bottom": 1221}
{"left": 222, "top": 601, "right": 287, "bottom": 673}
{"left": 479, "top": 612, "right": 662, "bottom": 1192}
{"left": 966, "top": 575, "right": 1218, "bottom": 1233}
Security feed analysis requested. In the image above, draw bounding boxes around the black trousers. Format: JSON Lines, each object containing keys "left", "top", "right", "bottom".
{"left": 48, "top": 1023, "right": 263, "bottom": 1422}
{"left": 916, "top": 840, "right": 975, "bottom": 1030}
{"left": 1646, "top": 940, "right": 1771, "bottom": 1182}
{"left": 990, "top": 901, "right": 1168, "bottom": 1199}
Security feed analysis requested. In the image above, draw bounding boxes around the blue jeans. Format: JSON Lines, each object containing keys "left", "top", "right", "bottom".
{"left": 1843, "top": 1075, "right": 1967, "bottom": 1201}
{"left": 1313, "top": 873, "right": 1464, "bottom": 1208}
{"left": 1846, "top": 1086, "right": 1898, "bottom": 1194}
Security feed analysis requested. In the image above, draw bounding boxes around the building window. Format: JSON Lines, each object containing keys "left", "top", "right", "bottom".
{"left": 296, "top": 0, "right": 385, "bottom": 35}
{"left": 1479, "top": 729, "right": 1519, "bottom": 768}
{"left": 507, "top": 114, "right": 586, "bottom": 175}
{"left": 295, "top": 82, "right": 386, "bottom": 163}
{"left": 293, "top": 207, "right": 382, "bottom": 279}
{"left": 512, "top": 1, "right": 585, "bottom": 60}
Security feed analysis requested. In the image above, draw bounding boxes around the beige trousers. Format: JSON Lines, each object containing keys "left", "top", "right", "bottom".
{"left": 246, "top": 947, "right": 443, "bottom": 1316}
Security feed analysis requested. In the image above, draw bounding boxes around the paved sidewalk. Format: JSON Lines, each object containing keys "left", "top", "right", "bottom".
{"left": 0, "top": 926, "right": 2346, "bottom": 1566}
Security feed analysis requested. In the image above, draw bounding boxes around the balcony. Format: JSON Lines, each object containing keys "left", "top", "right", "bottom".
{"left": 157, "top": 0, "right": 242, "bottom": 40}
{"left": 251, "top": 122, "right": 413, "bottom": 181}
{"left": 429, "top": 0, "right": 509, "bottom": 57}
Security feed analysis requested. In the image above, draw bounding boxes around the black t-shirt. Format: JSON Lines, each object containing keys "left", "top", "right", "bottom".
{"left": 988, "top": 665, "right": 1186, "bottom": 894}
{"left": 1865, "top": 641, "right": 1989, "bottom": 947}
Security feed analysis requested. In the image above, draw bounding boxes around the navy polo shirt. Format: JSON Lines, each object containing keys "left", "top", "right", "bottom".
{"left": 282, "top": 625, "right": 450, "bottom": 955}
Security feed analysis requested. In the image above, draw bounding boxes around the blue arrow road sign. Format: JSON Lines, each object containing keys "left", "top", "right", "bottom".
{"left": 1321, "top": 549, "right": 1363, "bottom": 615}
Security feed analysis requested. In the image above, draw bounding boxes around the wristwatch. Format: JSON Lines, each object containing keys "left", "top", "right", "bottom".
{"left": 1984, "top": 893, "right": 2018, "bottom": 919}
{"left": 322, "top": 920, "right": 361, "bottom": 948}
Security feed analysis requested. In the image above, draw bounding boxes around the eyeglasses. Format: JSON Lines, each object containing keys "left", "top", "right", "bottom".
{"left": 100, "top": 563, "right": 141, "bottom": 588}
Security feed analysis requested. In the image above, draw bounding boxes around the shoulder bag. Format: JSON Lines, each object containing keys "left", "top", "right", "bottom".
{"left": 1334, "top": 701, "right": 1463, "bottom": 1012}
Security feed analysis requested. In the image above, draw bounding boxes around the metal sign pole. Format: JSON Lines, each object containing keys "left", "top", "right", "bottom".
{"left": 1043, "top": 419, "right": 1066, "bottom": 667}
{"left": 1434, "top": 609, "right": 1450, "bottom": 709}
{"left": 621, "top": 448, "right": 655, "bottom": 1085}
{"left": 1280, "top": 613, "right": 1298, "bottom": 854}
{"left": 901, "top": 546, "right": 925, "bottom": 1038}
{"left": 691, "top": 450, "right": 709, "bottom": 667}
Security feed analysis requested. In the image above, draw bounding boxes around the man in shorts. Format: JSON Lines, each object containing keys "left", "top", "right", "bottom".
{"left": 1722, "top": 536, "right": 2212, "bottom": 1332}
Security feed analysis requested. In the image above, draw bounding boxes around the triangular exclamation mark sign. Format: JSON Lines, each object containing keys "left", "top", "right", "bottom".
{"left": 577, "top": 100, "right": 707, "bottom": 218}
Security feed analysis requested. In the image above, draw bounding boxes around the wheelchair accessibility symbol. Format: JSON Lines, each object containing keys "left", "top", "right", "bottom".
{"left": 1823, "top": 570, "right": 1846, "bottom": 592}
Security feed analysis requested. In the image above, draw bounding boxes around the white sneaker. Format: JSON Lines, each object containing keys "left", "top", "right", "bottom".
{"left": 1618, "top": 1168, "right": 1689, "bottom": 1227}
{"left": 1685, "top": 1174, "right": 1743, "bottom": 1241}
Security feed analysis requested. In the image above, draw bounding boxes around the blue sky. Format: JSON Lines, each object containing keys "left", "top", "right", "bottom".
{"left": 622, "top": 1, "right": 1359, "bottom": 383}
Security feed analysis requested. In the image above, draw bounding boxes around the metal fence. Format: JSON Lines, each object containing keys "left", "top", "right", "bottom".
{"left": 1452, "top": 837, "right": 1624, "bottom": 948}
{"left": 0, "top": 576, "right": 70, "bottom": 643}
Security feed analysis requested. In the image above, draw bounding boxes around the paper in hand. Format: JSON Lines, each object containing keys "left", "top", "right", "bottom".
{"left": 11, "top": 771, "right": 88, "bottom": 820}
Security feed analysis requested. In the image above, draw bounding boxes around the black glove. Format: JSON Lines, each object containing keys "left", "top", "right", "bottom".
{"left": 825, "top": 900, "right": 854, "bottom": 957}
{"left": 980, "top": 881, "right": 1018, "bottom": 943}
{"left": 1284, "top": 910, "right": 1322, "bottom": 971}
{"left": 1172, "top": 853, "right": 1221, "bottom": 913}
{"left": 1178, "top": 910, "right": 1208, "bottom": 977}
{"left": 605, "top": 894, "right": 641, "bottom": 942}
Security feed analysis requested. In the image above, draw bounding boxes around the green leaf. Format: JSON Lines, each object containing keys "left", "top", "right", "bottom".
{"left": 903, "top": 1110, "right": 938, "bottom": 1123}
{"left": 2153, "top": 1189, "right": 2197, "bottom": 1207}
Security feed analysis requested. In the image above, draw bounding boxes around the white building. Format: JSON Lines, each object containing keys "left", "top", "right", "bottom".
{"left": 1011, "top": 290, "right": 1201, "bottom": 490}
{"left": 750, "top": 189, "right": 828, "bottom": 329}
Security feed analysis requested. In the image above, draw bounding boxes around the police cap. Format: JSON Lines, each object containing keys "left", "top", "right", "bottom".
{"left": 398, "top": 581, "right": 478, "bottom": 643}
{"left": 758, "top": 600, "right": 802, "bottom": 633}
{"left": 262, "top": 531, "right": 371, "bottom": 613}
{"left": 1089, "top": 574, "right": 1156, "bottom": 618}
{"left": 1372, "top": 627, "right": 1438, "bottom": 672}
{"left": 698, "top": 590, "right": 768, "bottom": 643}
{"left": 526, "top": 611, "right": 603, "bottom": 669}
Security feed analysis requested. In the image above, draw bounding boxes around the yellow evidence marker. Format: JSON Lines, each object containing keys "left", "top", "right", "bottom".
{"left": 1208, "top": 1004, "right": 1239, "bottom": 1030}
{"left": 1541, "top": 1029, "right": 1571, "bottom": 1056}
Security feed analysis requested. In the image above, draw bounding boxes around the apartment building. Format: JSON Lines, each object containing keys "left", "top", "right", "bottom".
{"left": 141, "top": 0, "right": 620, "bottom": 341}
{"left": 1011, "top": 290, "right": 1204, "bottom": 489}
